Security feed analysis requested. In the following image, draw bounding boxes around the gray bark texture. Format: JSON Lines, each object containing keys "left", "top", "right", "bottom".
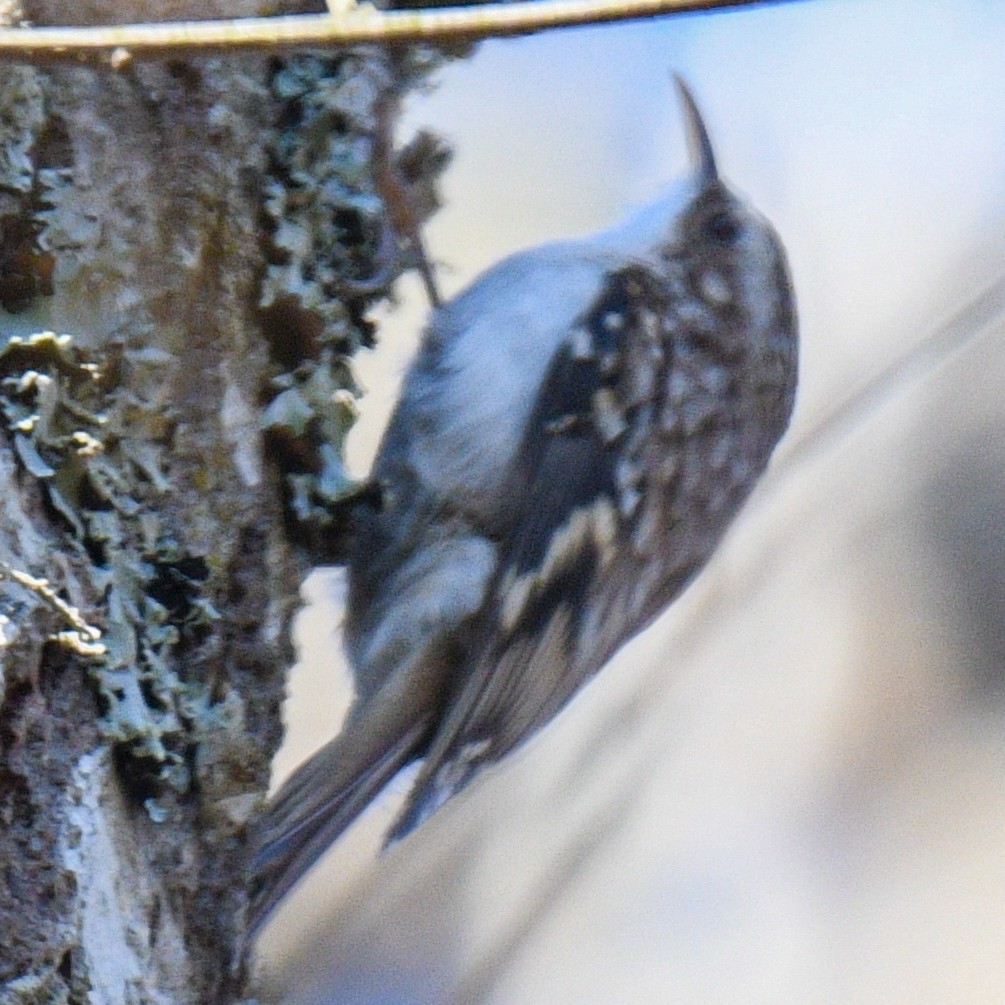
{"left": 0, "top": 3, "right": 447, "bottom": 1001}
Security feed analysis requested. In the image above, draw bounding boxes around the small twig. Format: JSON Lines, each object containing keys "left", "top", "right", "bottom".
{"left": 0, "top": 560, "right": 106, "bottom": 656}
{"left": 372, "top": 85, "right": 443, "bottom": 309}
{"left": 0, "top": 0, "right": 795, "bottom": 62}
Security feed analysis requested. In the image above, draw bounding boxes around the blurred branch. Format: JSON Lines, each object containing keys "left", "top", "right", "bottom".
{"left": 0, "top": 0, "right": 795, "bottom": 62}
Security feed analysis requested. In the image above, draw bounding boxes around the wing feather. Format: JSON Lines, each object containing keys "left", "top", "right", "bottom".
{"left": 388, "top": 263, "right": 686, "bottom": 838}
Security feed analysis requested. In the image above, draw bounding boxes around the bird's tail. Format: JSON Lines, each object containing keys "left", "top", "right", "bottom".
{"left": 247, "top": 699, "right": 429, "bottom": 937}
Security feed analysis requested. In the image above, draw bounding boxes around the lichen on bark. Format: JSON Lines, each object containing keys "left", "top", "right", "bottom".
{"left": 260, "top": 45, "right": 450, "bottom": 557}
{"left": 0, "top": 14, "right": 451, "bottom": 1001}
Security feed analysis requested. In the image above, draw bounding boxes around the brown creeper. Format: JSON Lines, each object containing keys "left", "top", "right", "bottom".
{"left": 249, "top": 77, "right": 798, "bottom": 934}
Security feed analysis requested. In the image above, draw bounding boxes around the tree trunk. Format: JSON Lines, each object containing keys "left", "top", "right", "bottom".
{"left": 0, "top": 3, "right": 441, "bottom": 1001}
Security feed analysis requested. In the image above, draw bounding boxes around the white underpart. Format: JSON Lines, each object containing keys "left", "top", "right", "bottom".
{"left": 405, "top": 178, "right": 700, "bottom": 508}
{"left": 594, "top": 178, "right": 697, "bottom": 261}
{"left": 407, "top": 245, "right": 627, "bottom": 503}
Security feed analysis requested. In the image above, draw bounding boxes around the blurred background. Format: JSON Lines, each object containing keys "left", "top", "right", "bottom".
{"left": 256, "top": 1, "right": 1005, "bottom": 1001}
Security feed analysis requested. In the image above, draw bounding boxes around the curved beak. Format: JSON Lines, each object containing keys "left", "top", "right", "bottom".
{"left": 673, "top": 75, "right": 718, "bottom": 185}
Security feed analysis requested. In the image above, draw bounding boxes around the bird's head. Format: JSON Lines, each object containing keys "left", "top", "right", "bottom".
{"left": 660, "top": 76, "right": 798, "bottom": 417}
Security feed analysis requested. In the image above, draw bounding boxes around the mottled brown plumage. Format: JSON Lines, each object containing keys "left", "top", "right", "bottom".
{"left": 249, "top": 78, "right": 797, "bottom": 934}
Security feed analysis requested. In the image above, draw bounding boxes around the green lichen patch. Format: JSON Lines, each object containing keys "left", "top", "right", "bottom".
{"left": 0, "top": 966, "right": 70, "bottom": 1005}
{"left": 259, "top": 52, "right": 388, "bottom": 555}
{"left": 261, "top": 52, "right": 390, "bottom": 360}
{"left": 259, "top": 51, "right": 451, "bottom": 557}
{"left": 0, "top": 70, "right": 68, "bottom": 315}
{"left": 261, "top": 349, "right": 364, "bottom": 536}
{"left": 0, "top": 330, "right": 217, "bottom": 807}
{"left": 0, "top": 66, "right": 45, "bottom": 197}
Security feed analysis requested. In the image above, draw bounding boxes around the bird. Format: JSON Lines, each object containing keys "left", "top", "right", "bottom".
{"left": 248, "top": 76, "right": 798, "bottom": 935}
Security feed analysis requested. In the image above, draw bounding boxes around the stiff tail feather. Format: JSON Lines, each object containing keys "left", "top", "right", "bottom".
{"left": 247, "top": 713, "right": 427, "bottom": 936}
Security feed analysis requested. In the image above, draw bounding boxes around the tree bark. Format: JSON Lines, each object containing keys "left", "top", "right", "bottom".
{"left": 0, "top": 3, "right": 442, "bottom": 1001}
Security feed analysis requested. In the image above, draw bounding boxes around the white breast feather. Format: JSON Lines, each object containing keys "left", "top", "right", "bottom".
{"left": 401, "top": 179, "right": 698, "bottom": 515}
{"left": 407, "top": 243, "right": 623, "bottom": 505}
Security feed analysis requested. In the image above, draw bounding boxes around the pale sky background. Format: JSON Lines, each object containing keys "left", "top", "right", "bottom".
{"left": 258, "top": 3, "right": 1005, "bottom": 1002}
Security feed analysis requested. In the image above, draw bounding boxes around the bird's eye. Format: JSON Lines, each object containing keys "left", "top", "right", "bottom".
{"left": 706, "top": 210, "right": 741, "bottom": 244}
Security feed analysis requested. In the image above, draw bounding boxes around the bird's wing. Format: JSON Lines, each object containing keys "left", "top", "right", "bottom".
{"left": 388, "top": 261, "right": 712, "bottom": 839}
